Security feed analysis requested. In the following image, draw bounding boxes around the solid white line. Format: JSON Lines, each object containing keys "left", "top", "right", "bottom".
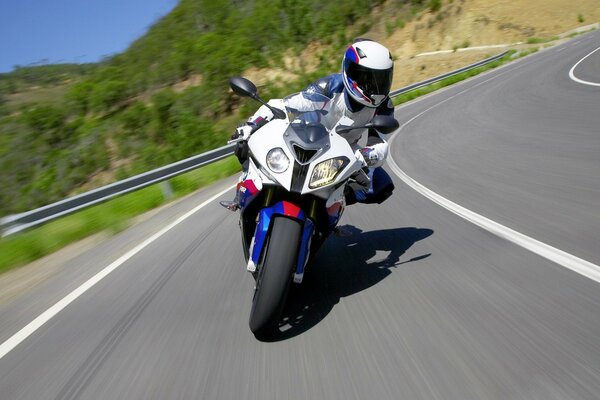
{"left": 387, "top": 155, "right": 600, "bottom": 283}
{"left": 568, "top": 46, "right": 600, "bottom": 86}
{"left": 389, "top": 65, "right": 600, "bottom": 283}
{"left": 0, "top": 185, "right": 234, "bottom": 360}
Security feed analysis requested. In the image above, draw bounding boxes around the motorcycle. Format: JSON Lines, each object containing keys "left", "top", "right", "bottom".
{"left": 225, "top": 77, "right": 398, "bottom": 339}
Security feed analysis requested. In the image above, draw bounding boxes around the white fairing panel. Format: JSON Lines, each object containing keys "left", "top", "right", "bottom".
{"left": 244, "top": 158, "right": 270, "bottom": 188}
{"left": 248, "top": 119, "right": 294, "bottom": 191}
{"left": 246, "top": 96, "right": 365, "bottom": 198}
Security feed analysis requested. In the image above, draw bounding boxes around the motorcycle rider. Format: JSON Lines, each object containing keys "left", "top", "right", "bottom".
{"left": 223, "top": 38, "right": 396, "bottom": 209}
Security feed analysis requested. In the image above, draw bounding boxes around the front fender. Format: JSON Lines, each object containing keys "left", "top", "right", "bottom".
{"left": 247, "top": 201, "right": 314, "bottom": 284}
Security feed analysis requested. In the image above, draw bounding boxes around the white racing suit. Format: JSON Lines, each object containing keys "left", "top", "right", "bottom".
{"left": 235, "top": 73, "right": 395, "bottom": 204}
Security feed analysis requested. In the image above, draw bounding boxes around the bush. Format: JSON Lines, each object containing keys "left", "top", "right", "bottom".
{"left": 429, "top": 0, "right": 442, "bottom": 12}
{"left": 66, "top": 81, "right": 95, "bottom": 115}
{"left": 121, "top": 102, "right": 151, "bottom": 135}
{"left": 22, "top": 104, "right": 68, "bottom": 146}
{"left": 90, "top": 80, "right": 128, "bottom": 112}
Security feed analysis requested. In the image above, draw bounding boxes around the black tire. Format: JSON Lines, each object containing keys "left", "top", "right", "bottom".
{"left": 249, "top": 216, "right": 302, "bottom": 339}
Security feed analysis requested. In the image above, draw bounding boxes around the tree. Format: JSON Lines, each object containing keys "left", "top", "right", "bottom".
{"left": 66, "top": 81, "right": 95, "bottom": 115}
{"left": 90, "top": 80, "right": 128, "bottom": 112}
{"left": 22, "top": 104, "right": 67, "bottom": 146}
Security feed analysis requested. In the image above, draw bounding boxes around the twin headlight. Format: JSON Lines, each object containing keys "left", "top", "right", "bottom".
{"left": 309, "top": 157, "right": 348, "bottom": 189}
{"left": 266, "top": 148, "right": 290, "bottom": 173}
{"left": 266, "top": 148, "right": 348, "bottom": 189}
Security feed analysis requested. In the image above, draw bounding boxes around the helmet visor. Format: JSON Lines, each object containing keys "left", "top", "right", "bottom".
{"left": 344, "top": 60, "right": 393, "bottom": 99}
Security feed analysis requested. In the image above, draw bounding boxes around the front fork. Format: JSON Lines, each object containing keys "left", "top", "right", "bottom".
{"left": 246, "top": 197, "right": 318, "bottom": 284}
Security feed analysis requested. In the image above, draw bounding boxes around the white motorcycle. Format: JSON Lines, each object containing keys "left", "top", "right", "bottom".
{"left": 225, "top": 77, "right": 398, "bottom": 339}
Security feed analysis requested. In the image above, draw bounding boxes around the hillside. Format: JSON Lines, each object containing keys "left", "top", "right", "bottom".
{"left": 0, "top": 0, "right": 598, "bottom": 217}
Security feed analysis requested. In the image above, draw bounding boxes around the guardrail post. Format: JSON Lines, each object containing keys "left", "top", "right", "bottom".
{"left": 160, "top": 181, "right": 174, "bottom": 200}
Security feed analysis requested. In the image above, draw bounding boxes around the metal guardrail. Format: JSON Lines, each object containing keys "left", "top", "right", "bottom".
{"left": 1, "top": 144, "right": 235, "bottom": 236}
{"left": 1, "top": 51, "right": 509, "bottom": 236}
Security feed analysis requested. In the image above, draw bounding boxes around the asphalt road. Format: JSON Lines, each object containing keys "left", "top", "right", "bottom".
{"left": 0, "top": 31, "right": 599, "bottom": 399}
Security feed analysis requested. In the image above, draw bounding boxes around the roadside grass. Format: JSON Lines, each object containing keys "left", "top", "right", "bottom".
{"left": 526, "top": 36, "right": 559, "bottom": 44}
{"left": 0, "top": 156, "right": 240, "bottom": 274}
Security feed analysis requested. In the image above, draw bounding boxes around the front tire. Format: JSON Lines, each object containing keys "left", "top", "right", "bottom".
{"left": 249, "top": 216, "right": 302, "bottom": 339}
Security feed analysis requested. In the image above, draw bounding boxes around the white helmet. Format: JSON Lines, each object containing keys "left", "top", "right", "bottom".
{"left": 342, "top": 39, "right": 394, "bottom": 108}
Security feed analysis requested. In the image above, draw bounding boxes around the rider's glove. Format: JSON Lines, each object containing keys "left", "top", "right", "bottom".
{"left": 231, "top": 123, "right": 256, "bottom": 164}
{"left": 359, "top": 147, "right": 379, "bottom": 167}
{"left": 354, "top": 148, "right": 367, "bottom": 167}
{"left": 230, "top": 123, "right": 256, "bottom": 141}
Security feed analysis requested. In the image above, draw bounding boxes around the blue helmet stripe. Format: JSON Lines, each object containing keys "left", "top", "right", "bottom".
{"left": 345, "top": 47, "right": 358, "bottom": 63}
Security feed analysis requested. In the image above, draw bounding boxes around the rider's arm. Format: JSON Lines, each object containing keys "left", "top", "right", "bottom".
{"left": 232, "top": 100, "right": 281, "bottom": 141}
{"left": 245, "top": 102, "right": 276, "bottom": 127}
{"left": 362, "top": 130, "right": 389, "bottom": 168}
{"left": 361, "top": 98, "right": 394, "bottom": 167}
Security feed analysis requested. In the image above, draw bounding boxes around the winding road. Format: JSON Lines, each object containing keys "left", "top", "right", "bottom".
{"left": 1, "top": 30, "right": 599, "bottom": 399}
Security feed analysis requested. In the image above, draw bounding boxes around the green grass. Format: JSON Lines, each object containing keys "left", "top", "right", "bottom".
{"left": 5, "top": 84, "right": 71, "bottom": 113}
{"left": 392, "top": 50, "right": 518, "bottom": 106}
{"left": 0, "top": 156, "right": 240, "bottom": 274}
{"left": 526, "top": 36, "right": 559, "bottom": 44}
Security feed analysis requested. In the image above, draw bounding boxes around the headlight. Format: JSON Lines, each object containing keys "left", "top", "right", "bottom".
{"left": 266, "top": 148, "right": 289, "bottom": 173}
{"left": 309, "top": 157, "right": 349, "bottom": 189}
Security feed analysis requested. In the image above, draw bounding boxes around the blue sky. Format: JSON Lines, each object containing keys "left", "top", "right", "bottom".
{"left": 0, "top": 0, "right": 178, "bottom": 73}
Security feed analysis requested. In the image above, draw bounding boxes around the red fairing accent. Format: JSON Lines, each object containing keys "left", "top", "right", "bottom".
{"left": 327, "top": 202, "right": 343, "bottom": 216}
{"left": 243, "top": 180, "right": 259, "bottom": 195}
{"left": 282, "top": 201, "right": 302, "bottom": 218}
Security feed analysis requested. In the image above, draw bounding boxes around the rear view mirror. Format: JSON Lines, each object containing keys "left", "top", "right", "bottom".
{"left": 367, "top": 116, "right": 399, "bottom": 134}
{"left": 229, "top": 76, "right": 286, "bottom": 120}
{"left": 229, "top": 76, "right": 259, "bottom": 99}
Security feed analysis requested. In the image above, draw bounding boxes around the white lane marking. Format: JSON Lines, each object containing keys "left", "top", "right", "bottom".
{"left": 389, "top": 66, "right": 600, "bottom": 283}
{"left": 387, "top": 156, "right": 600, "bottom": 283}
{"left": 568, "top": 46, "right": 600, "bottom": 86}
{"left": 0, "top": 185, "right": 235, "bottom": 360}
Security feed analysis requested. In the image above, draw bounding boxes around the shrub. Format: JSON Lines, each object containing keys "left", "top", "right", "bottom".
{"left": 429, "top": 0, "right": 442, "bottom": 12}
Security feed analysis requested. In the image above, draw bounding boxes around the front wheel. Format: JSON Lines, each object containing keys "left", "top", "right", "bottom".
{"left": 249, "top": 216, "right": 302, "bottom": 339}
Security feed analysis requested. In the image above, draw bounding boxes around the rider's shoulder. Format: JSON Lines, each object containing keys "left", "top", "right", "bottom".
{"left": 306, "top": 74, "right": 345, "bottom": 98}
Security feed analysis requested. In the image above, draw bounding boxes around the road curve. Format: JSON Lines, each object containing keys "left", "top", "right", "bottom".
{"left": 0, "top": 31, "right": 599, "bottom": 400}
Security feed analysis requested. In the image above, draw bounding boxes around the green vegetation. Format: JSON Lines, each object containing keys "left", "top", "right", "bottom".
{"left": 386, "top": 17, "right": 406, "bottom": 36}
{"left": 0, "top": 63, "right": 98, "bottom": 94}
{"left": 526, "top": 36, "right": 559, "bottom": 44}
{"left": 518, "top": 47, "right": 539, "bottom": 57}
{"left": 428, "top": 0, "right": 442, "bottom": 13}
{"left": 0, "top": 156, "right": 239, "bottom": 274}
{"left": 1, "top": 0, "right": 425, "bottom": 219}
{"left": 578, "top": 14, "right": 585, "bottom": 23}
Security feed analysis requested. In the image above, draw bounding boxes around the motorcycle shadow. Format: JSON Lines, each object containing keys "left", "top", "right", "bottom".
{"left": 268, "top": 226, "right": 434, "bottom": 342}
